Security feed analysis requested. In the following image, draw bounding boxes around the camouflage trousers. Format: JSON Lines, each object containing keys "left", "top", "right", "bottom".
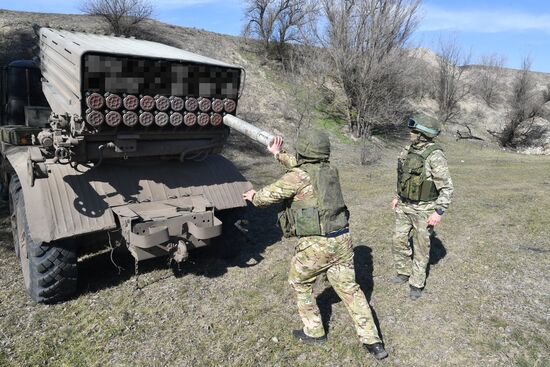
{"left": 392, "top": 201, "right": 434, "bottom": 288}
{"left": 288, "top": 233, "right": 381, "bottom": 344}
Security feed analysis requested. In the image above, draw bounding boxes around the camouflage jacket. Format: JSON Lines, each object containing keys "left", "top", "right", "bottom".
{"left": 252, "top": 151, "right": 314, "bottom": 208}
{"left": 396, "top": 140, "right": 454, "bottom": 211}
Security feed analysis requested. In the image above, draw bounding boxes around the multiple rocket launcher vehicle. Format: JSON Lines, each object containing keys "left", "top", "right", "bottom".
{"left": 0, "top": 27, "right": 274, "bottom": 303}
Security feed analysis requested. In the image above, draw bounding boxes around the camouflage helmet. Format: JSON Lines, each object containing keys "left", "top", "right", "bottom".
{"left": 296, "top": 128, "right": 331, "bottom": 160}
{"left": 408, "top": 114, "right": 441, "bottom": 138}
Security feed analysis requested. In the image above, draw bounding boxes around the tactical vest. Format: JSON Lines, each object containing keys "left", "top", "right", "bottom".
{"left": 278, "top": 162, "right": 349, "bottom": 238}
{"left": 397, "top": 143, "right": 442, "bottom": 202}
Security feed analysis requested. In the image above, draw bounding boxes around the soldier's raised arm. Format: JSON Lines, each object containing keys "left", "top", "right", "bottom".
{"left": 267, "top": 135, "right": 297, "bottom": 169}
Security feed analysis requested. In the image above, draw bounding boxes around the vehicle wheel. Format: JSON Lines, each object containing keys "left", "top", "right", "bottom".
{"left": 9, "top": 175, "right": 78, "bottom": 303}
{"left": 212, "top": 206, "right": 248, "bottom": 259}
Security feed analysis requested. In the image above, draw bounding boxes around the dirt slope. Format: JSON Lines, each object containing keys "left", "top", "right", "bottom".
{"left": 408, "top": 48, "right": 550, "bottom": 152}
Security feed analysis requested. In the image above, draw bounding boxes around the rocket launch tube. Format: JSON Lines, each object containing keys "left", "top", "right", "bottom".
{"left": 223, "top": 114, "right": 275, "bottom": 147}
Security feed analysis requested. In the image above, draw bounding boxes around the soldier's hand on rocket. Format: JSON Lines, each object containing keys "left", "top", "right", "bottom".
{"left": 267, "top": 136, "right": 283, "bottom": 156}
{"left": 427, "top": 212, "right": 442, "bottom": 226}
{"left": 243, "top": 189, "right": 256, "bottom": 202}
{"left": 390, "top": 197, "right": 398, "bottom": 209}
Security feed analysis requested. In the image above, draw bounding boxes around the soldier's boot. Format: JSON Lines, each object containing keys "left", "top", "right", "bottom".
{"left": 364, "top": 343, "right": 388, "bottom": 360}
{"left": 410, "top": 285, "right": 423, "bottom": 300}
{"left": 389, "top": 274, "right": 409, "bottom": 284}
{"left": 292, "top": 329, "right": 327, "bottom": 344}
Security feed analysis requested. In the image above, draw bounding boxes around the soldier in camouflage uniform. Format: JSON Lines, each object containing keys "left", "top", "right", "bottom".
{"left": 243, "top": 130, "right": 387, "bottom": 360}
{"left": 390, "top": 114, "right": 454, "bottom": 299}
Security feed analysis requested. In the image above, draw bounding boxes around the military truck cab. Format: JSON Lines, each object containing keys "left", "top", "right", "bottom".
{"left": 0, "top": 60, "right": 50, "bottom": 126}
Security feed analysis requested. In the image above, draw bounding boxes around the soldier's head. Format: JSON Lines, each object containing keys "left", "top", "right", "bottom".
{"left": 296, "top": 128, "right": 331, "bottom": 163}
{"left": 408, "top": 114, "right": 441, "bottom": 140}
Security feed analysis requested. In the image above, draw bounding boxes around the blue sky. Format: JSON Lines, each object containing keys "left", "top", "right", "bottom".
{"left": 1, "top": 0, "right": 549, "bottom": 72}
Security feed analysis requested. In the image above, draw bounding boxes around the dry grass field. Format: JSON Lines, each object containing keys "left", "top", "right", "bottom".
{"left": 1, "top": 137, "right": 549, "bottom": 367}
{"left": 0, "top": 9, "right": 548, "bottom": 367}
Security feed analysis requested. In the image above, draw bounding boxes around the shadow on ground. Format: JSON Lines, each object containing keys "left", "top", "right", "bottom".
{"left": 77, "top": 204, "right": 282, "bottom": 296}
{"left": 316, "top": 242, "right": 384, "bottom": 341}
{"left": 428, "top": 231, "right": 447, "bottom": 275}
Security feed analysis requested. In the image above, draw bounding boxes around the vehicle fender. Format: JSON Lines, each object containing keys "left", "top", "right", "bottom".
{"left": 5, "top": 146, "right": 251, "bottom": 243}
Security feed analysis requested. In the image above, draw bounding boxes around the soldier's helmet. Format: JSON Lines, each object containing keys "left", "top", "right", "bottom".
{"left": 296, "top": 128, "right": 331, "bottom": 160}
{"left": 408, "top": 114, "right": 441, "bottom": 138}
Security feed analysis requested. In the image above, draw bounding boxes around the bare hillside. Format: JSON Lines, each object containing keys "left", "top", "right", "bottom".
{"left": 408, "top": 47, "right": 550, "bottom": 153}
{"left": 2, "top": 9, "right": 550, "bottom": 155}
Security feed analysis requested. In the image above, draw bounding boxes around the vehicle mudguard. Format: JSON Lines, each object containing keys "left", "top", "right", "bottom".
{"left": 5, "top": 146, "right": 251, "bottom": 243}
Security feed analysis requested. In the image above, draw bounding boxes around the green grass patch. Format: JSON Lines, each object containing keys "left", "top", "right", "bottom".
{"left": 238, "top": 49, "right": 356, "bottom": 145}
{"left": 511, "top": 329, "right": 549, "bottom": 365}
{"left": 0, "top": 351, "right": 8, "bottom": 366}
{"left": 315, "top": 109, "right": 354, "bottom": 144}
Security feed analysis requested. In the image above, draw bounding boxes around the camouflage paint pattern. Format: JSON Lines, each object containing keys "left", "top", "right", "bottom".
{"left": 289, "top": 233, "right": 381, "bottom": 344}
{"left": 276, "top": 151, "right": 298, "bottom": 169}
{"left": 392, "top": 201, "right": 433, "bottom": 288}
{"left": 252, "top": 172, "right": 312, "bottom": 208}
{"left": 393, "top": 138, "right": 454, "bottom": 288}
{"left": 252, "top": 152, "right": 381, "bottom": 344}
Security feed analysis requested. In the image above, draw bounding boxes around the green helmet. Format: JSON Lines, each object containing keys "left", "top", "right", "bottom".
{"left": 408, "top": 114, "right": 441, "bottom": 138}
{"left": 296, "top": 128, "right": 331, "bottom": 160}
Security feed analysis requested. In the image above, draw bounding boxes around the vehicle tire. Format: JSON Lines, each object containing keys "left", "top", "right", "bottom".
{"left": 9, "top": 175, "right": 78, "bottom": 303}
{"left": 211, "top": 206, "right": 248, "bottom": 259}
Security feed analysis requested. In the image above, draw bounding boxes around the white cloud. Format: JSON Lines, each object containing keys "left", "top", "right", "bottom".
{"left": 420, "top": 5, "right": 550, "bottom": 34}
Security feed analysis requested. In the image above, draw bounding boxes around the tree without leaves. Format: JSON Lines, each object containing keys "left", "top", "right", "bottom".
{"left": 496, "top": 56, "right": 545, "bottom": 147}
{"left": 80, "top": 0, "right": 153, "bottom": 35}
{"left": 475, "top": 53, "right": 505, "bottom": 108}
{"left": 243, "top": 0, "right": 313, "bottom": 66}
{"left": 281, "top": 45, "right": 328, "bottom": 135}
{"left": 542, "top": 83, "right": 550, "bottom": 104}
{"left": 434, "top": 37, "right": 470, "bottom": 123}
{"left": 307, "top": 0, "right": 421, "bottom": 138}
{"left": 403, "top": 50, "right": 433, "bottom": 101}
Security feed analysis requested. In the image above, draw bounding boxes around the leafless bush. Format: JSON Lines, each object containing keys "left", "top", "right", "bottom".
{"left": 475, "top": 53, "right": 505, "bottom": 108}
{"left": 496, "top": 56, "right": 546, "bottom": 147}
{"left": 243, "top": 0, "right": 314, "bottom": 66}
{"left": 434, "top": 37, "right": 470, "bottom": 123}
{"left": 80, "top": 0, "right": 153, "bottom": 35}
{"left": 403, "top": 52, "right": 433, "bottom": 101}
{"left": 282, "top": 46, "right": 330, "bottom": 136}
{"left": 472, "top": 106, "right": 486, "bottom": 120}
{"left": 305, "top": 0, "right": 421, "bottom": 138}
{"left": 542, "top": 83, "right": 550, "bottom": 103}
